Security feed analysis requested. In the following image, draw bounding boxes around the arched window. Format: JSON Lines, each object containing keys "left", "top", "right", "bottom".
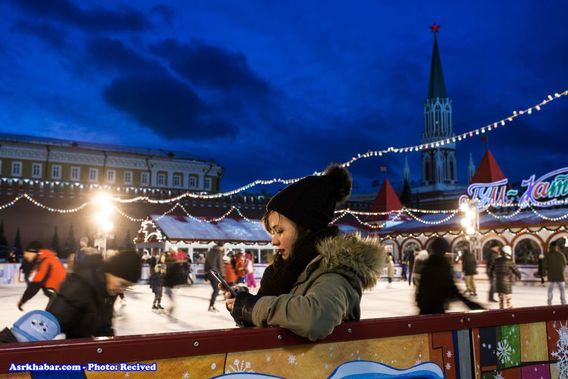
{"left": 448, "top": 155, "right": 455, "bottom": 181}
{"left": 423, "top": 155, "right": 432, "bottom": 183}
{"left": 434, "top": 105, "right": 442, "bottom": 136}
{"left": 482, "top": 239, "right": 504, "bottom": 263}
{"left": 402, "top": 240, "right": 420, "bottom": 261}
{"left": 514, "top": 238, "right": 542, "bottom": 264}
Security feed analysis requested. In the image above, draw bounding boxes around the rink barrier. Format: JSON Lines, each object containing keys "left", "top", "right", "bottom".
{"left": 1, "top": 305, "right": 568, "bottom": 378}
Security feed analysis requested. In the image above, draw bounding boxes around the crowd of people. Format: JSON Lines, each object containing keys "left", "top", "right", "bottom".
{"left": 0, "top": 163, "right": 566, "bottom": 344}
{"left": 1, "top": 239, "right": 142, "bottom": 343}
{"left": 398, "top": 237, "right": 567, "bottom": 313}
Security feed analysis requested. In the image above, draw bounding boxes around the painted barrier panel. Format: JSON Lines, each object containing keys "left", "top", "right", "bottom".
{"left": 1, "top": 306, "right": 567, "bottom": 378}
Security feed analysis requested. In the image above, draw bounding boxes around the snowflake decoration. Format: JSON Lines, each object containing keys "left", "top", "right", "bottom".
{"left": 494, "top": 371, "right": 504, "bottom": 379}
{"left": 182, "top": 372, "right": 189, "bottom": 379}
{"left": 551, "top": 322, "right": 568, "bottom": 378}
{"left": 227, "top": 359, "right": 253, "bottom": 373}
{"left": 265, "top": 355, "right": 272, "bottom": 363}
{"left": 496, "top": 340, "right": 514, "bottom": 365}
{"left": 445, "top": 362, "right": 451, "bottom": 371}
{"left": 211, "top": 363, "right": 217, "bottom": 370}
{"left": 446, "top": 350, "right": 453, "bottom": 358}
{"left": 288, "top": 355, "right": 297, "bottom": 365}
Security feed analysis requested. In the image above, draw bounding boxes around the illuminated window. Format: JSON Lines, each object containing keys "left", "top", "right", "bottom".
{"left": 11, "top": 161, "right": 22, "bottom": 177}
{"left": 106, "top": 170, "right": 116, "bottom": 183}
{"left": 32, "top": 163, "right": 42, "bottom": 178}
{"left": 173, "top": 174, "right": 182, "bottom": 187}
{"left": 140, "top": 172, "right": 149, "bottom": 186}
{"left": 70, "top": 166, "right": 80, "bottom": 181}
{"left": 189, "top": 175, "right": 197, "bottom": 188}
{"left": 89, "top": 168, "right": 98, "bottom": 182}
{"left": 157, "top": 172, "right": 166, "bottom": 186}
{"left": 51, "top": 165, "right": 61, "bottom": 180}
{"left": 124, "top": 171, "right": 133, "bottom": 185}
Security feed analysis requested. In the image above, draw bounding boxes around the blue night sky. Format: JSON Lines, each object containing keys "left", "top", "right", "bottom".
{"left": 0, "top": 0, "right": 566, "bottom": 194}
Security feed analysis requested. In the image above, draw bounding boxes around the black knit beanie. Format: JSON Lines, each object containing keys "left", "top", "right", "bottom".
{"left": 266, "top": 164, "right": 352, "bottom": 231}
{"left": 104, "top": 251, "right": 142, "bottom": 283}
{"left": 25, "top": 241, "right": 42, "bottom": 254}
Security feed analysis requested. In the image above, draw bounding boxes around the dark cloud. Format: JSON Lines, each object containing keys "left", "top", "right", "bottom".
{"left": 85, "top": 37, "right": 158, "bottom": 73}
{"left": 12, "top": 20, "right": 67, "bottom": 50}
{"left": 10, "top": 0, "right": 151, "bottom": 32}
{"left": 102, "top": 73, "right": 238, "bottom": 140}
{"left": 151, "top": 39, "right": 271, "bottom": 97}
{"left": 150, "top": 4, "right": 175, "bottom": 26}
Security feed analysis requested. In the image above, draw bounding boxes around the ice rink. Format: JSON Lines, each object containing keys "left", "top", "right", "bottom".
{"left": 0, "top": 279, "right": 555, "bottom": 337}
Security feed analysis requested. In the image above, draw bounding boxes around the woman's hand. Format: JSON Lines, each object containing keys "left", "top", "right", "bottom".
{"left": 225, "top": 292, "right": 235, "bottom": 312}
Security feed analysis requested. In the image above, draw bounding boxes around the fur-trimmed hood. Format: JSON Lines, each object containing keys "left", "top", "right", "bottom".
{"left": 316, "top": 234, "right": 385, "bottom": 290}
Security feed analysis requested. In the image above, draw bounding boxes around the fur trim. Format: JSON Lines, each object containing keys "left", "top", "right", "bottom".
{"left": 316, "top": 234, "right": 385, "bottom": 289}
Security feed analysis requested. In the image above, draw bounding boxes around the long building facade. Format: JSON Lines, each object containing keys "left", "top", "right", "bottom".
{"left": 0, "top": 133, "right": 230, "bottom": 257}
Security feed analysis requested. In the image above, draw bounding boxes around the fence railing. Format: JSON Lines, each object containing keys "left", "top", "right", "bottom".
{"left": 1, "top": 305, "right": 567, "bottom": 378}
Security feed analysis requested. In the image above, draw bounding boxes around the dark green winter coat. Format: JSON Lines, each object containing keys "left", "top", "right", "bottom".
{"left": 251, "top": 235, "right": 384, "bottom": 341}
{"left": 544, "top": 250, "right": 567, "bottom": 282}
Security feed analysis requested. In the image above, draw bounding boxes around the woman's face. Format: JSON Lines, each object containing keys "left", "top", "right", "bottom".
{"left": 267, "top": 212, "right": 299, "bottom": 261}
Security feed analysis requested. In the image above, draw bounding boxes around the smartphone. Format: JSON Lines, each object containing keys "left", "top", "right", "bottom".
{"left": 210, "top": 270, "right": 237, "bottom": 297}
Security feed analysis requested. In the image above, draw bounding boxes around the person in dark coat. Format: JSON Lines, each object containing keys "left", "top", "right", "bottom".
{"left": 162, "top": 250, "right": 185, "bottom": 314}
{"left": 46, "top": 250, "right": 141, "bottom": 339}
{"left": 204, "top": 244, "right": 224, "bottom": 312}
{"left": 1, "top": 250, "right": 142, "bottom": 342}
{"left": 461, "top": 249, "right": 478, "bottom": 296}
{"left": 544, "top": 241, "right": 567, "bottom": 305}
{"left": 416, "top": 237, "right": 483, "bottom": 315}
{"left": 149, "top": 263, "right": 165, "bottom": 310}
{"left": 490, "top": 245, "right": 521, "bottom": 309}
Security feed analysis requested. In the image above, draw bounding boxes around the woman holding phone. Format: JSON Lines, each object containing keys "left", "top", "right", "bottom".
{"left": 224, "top": 164, "right": 384, "bottom": 341}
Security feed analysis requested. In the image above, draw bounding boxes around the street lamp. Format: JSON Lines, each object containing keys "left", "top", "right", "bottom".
{"left": 92, "top": 191, "right": 114, "bottom": 258}
{"left": 460, "top": 198, "right": 480, "bottom": 259}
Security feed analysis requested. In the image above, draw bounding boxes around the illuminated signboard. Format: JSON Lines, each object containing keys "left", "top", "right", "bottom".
{"left": 460, "top": 167, "right": 568, "bottom": 208}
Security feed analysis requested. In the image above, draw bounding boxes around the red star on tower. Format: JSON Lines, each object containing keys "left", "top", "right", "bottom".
{"left": 430, "top": 23, "right": 440, "bottom": 33}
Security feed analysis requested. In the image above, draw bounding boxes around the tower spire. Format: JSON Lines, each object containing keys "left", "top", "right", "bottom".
{"left": 427, "top": 24, "right": 447, "bottom": 99}
{"left": 421, "top": 24, "right": 456, "bottom": 186}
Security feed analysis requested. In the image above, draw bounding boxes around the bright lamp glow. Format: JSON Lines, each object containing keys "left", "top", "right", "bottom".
{"left": 102, "top": 221, "right": 113, "bottom": 233}
{"left": 92, "top": 192, "right": 112, "bottom": 208}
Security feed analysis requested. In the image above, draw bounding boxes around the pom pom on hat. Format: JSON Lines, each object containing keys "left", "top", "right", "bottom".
{"left": 266, "top": 164, "right": 352, "bottom": 231}
{"left": 502, "top": 245, "right": 512, "bottom": 257}
{"left": 104, "top": 250, "right": 142, "bottom": 283}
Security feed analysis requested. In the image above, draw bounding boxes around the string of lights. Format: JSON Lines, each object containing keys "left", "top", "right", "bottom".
{"left": 528, "top": 204, "right": 568, "bottom": 222}
{"left": 2, "top": 188, "right": 568, "bottom": 230}
{"left": 102, "top": 90, "right": 566, "bottom": 201}
{"left": 405, "top": 210, "right": 458, "bottom": 225}
{"left": 0, "top": 91, "right": 564, "bottom": 206}
{"left": 22, "top": 194, "right": 88, "bottom": 213}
